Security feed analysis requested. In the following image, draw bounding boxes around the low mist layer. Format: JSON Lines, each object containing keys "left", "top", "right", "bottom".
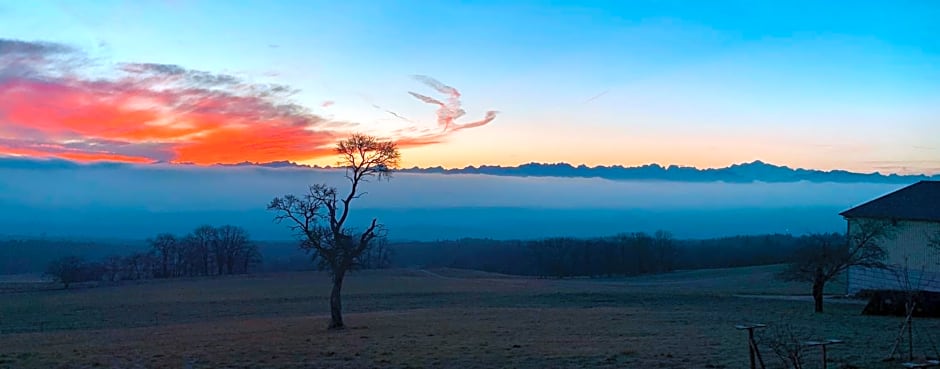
{"left": 0, "top": 160, "right": 904, "bottom": 240}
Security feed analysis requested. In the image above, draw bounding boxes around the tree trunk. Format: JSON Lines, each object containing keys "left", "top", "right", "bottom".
{"left": 812, "top": 278, "right": 825, "bottom": 313}
{"left": 329, "top": 271, "right": 346, "bottom": 329}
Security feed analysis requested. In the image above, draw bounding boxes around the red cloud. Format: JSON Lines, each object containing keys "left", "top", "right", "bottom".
{"left": 0, "top": 39, "right": 497, "bottom": 164}
{"left": 0, "top": 75, "right": 335, "bottom": 164}
{"left": 0, "top": 145, "right": 155, "bottom": 164}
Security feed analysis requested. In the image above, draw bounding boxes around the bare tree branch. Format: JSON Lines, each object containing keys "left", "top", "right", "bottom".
{"left": 267, "top": 133, "right": 400, "bottom": 329}
{"left": 779, "top": 219, "right": 894, "bottom": 313}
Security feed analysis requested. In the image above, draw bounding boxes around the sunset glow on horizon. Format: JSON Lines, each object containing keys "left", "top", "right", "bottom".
{"left": 1, "top": 1, "right": 937, "bottom": 174}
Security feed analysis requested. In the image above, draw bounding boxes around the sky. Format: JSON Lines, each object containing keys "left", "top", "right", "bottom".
{"left": 0, "top": 0, "right": 938, "bottom": 174}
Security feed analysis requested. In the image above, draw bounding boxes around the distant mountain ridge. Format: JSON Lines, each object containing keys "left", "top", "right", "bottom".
{"left": 396, "top": 161, "right": 938, "bottom": 184}
{"left": 0, "top": 157, "right": 935, "bottom": 184}
{"left": 219, "top": 159, "right": 938, "bottom": 183}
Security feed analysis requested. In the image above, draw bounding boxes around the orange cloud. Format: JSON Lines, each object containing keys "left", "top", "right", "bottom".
{"left": 0, "top": 140, "right": 157, "bottom": 164}
{"left": 0, "top": 39, "right": 496, "bottom": 164}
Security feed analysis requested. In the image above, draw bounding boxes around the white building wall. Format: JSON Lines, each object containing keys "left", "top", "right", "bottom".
{"left": 846, "top": 219, "right": 940, "bottom": 294}
{"left": 848, "top": 265, "right": 940, "bottom": 294}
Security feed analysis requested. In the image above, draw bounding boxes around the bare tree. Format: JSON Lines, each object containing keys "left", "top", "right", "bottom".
{"left": 123, "top": 252, "right": 154, "bottom": 280}
{"left": 780, "top": 219, "right": 894, "bottom": 313}
{"left": 191, "top": 225, "right": 217, "bottom": 276}
{"left": 45, "top": 256, "right": 101, "bottom": 289}
{"left": 240, "top": 243, "right": 262, "bottom": 274}
{"left": 653, "top": 230, "right": 677, "bottom": 273}
{"left": 216, "top": 225, "right": 251, "bottom": 274}
{"left": 268, "top": 133, "right": 400, "bottom": 329}
{"left": 359, "top": 236, "right": 393, "bottom": 269}
{"left": 149, "top": 233, "right": 177, "bottom": 279}
{"left": 102, "top": 255, "right": 124, "bottom": 282}
{"left": 761, "top": 323, "right": 811, "bottom": 369}
{"left": 177, "top": 234, "right": 200, "bottom": 277}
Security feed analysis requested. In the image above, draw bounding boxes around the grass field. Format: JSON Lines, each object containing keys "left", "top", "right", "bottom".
{"left": 1, "top": 265, "right": 938, "bottom": 369}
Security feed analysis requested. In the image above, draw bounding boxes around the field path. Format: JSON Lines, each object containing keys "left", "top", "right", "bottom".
{"left": 416, "top": 269, "right": 452, "bottom": 279}
{"left": 733, "top": 294, "right": 868, "bottom": 305}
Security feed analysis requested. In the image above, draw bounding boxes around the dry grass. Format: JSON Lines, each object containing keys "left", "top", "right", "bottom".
{"left": 1, "top": 265, "right": 936, "bottom": 368}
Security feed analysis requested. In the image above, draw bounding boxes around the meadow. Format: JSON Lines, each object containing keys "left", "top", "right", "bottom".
{"left": 1, "top": 265, "right": 937, "bottom": 369}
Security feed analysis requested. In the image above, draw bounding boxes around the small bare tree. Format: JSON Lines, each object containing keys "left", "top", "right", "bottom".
{"left": 45, "top": 256, "right": 101, "bottom": 289}
{"left": 267, "top": 133, "right": 400, "bottom": 329}
{"left": 780, "top": 219, "right": 893, "bottom": 313}
{"left": 761, "top": 323, "right": 810, "bottom": 369}
{"left": 884, "top": 256, "right": 932, "bottom": 362}
{"left": 887, "top": 230, "right": 940, "bottom": 361}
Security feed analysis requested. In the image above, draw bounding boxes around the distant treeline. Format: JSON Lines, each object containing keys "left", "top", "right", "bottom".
{"left": 34, "top": 225, "right": 263, "bottom": 288}
{"left": 390, "top": 232, "right": 808, "bottom": 277}
{"left": 0, "top": 238, "right": 140, "bottom": 275}
{"left": 3, "top": 231, "right": 814, "bottom": 280}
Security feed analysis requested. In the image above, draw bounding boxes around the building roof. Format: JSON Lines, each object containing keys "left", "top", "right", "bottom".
{"left": 840, "top": 181, "right": 940, "bottom": 222}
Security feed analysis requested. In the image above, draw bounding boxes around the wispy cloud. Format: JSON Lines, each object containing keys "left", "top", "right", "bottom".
{"left": 401, "top": 75, "right": 498, "bottom": 146}
{"left": 0, "top": 39, "right": 497, "bottom": 164}
{"left": 863, "top": 160, "right": 940, "bottom": 175}
{"left": 582, "top": 90, "right": 609, "bottom": 104}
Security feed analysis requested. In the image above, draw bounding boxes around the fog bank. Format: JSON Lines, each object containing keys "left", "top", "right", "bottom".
{"left": 0, "top": 164, "right": 904, "bottom": 240}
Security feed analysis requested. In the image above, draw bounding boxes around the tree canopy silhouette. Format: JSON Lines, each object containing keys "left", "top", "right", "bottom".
{"left": 267, "top": 133, "right": 400, "bottom": 329}
{"left": 780, "top": 219, "right": 893, "bottom": 313}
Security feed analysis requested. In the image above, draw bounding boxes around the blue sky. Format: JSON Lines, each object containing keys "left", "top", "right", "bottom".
{"left": 1, "top": 0, "right": 938, "bottom": 173}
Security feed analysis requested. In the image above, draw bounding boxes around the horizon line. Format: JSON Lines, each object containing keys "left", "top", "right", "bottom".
{"left": 2, "top": 155, "right": 938, "bottom": 178}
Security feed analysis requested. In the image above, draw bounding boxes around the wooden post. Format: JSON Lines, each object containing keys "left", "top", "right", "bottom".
{"left": 909, "top": 302, "right": 915, "bottom": 362}
{"left": 749, "top": 329, "right": 755, "bottom": 369}
{"left": 736, "top": 324, "right": 767, "bottom": 369}
{"left": 889, "top": 301, "right": 918, "bottom": 361}
{"left": 804, "top": 339, "right": 844, "bottom": 369}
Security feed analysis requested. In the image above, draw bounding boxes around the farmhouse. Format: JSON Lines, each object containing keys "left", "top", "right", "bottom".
{"left": 842, "top": 181, "right": 940, "bottom": 294}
